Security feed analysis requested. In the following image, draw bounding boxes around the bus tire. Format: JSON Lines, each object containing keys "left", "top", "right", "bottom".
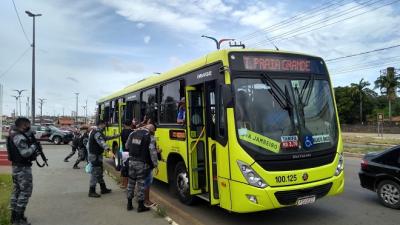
{"left": 112, "top": 143, "right": 121, "bottom": 171}
{"left": 174, "top": 162, "right": 195, "bottom": 205}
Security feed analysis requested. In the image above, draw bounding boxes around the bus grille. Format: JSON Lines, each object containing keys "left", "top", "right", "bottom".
{"left": 274, "top": 183, "right": 332, "bottom": 205}
{"left": 256, "top": 152, "right": 336, "bottom": 171}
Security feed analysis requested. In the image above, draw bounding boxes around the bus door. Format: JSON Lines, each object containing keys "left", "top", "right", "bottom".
{"left": 204, "top": 81, "right": 220, "bottom": 205}
{"left": 186, "top": 81, "right": 220, "bottom": 205}
{"left": 186, "top": 86, "right": 207, "bottom": 196}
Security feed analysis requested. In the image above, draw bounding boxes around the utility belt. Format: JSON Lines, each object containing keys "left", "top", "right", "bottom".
{"left": 12, "top": 162, "right": 32, "bottom": 167}
{"left": 129, "top": 156, "right": 145, "bottom": 163}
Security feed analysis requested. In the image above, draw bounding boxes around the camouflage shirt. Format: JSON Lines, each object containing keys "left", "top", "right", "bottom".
{"left": 11, "top": 129, "right": 37, "bottom": 158}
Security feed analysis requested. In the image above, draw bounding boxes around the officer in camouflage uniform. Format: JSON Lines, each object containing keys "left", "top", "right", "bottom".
{"left": 7, "top": 117, "right": 39, "bottom": 225}
{"left": 72, "top": 126, "right": 89, "bottom": 169}
{"left": 125, "top": 124, "right": 158, "bottom": 212}
{"left": 88, "top": 120, "right": 119, "bottom": 197}
{"left": 64, "top": 130, "right": 80, "bottom": 162}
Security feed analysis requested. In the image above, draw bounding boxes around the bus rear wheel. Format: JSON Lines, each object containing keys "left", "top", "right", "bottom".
{"left": 174, "top": 162, "right": 195, "bottom": 205}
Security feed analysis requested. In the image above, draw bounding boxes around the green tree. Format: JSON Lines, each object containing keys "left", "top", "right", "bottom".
{"left": 350, "top": 78, "right": 372, "bottom": 124}
{"left": 374, "top": 67, "right": 400, "bottom": 121}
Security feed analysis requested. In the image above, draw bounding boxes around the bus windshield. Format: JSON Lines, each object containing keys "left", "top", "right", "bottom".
{"left": 233, "top": 76, "right": 337, "bottom": 155}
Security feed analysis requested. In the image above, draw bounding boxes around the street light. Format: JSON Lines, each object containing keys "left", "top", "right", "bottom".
{"left": 25, "top": 10, "right": 42, "bottom": 124}
{"left": 11, "top": 95, "right": 19, "bottom": 118}
{"left": 13, "top": 89, "right": 26, "bottom": 116}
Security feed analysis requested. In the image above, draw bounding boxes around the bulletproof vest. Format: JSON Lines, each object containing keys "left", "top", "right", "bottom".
{"left": 88, "top": 129, "right": 104, "bottom": 155}
{"left": 128, "top": 129, "right": 151, "bottom": 164}
{"left": 79, "top": 133, "right": 89, "bottom": 149}
{"left": 6, "top": 131, "right": 34, "bottom": 166}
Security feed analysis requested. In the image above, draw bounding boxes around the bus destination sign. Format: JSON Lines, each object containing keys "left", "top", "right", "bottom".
{"left": 243, "top": 56, "right": 311, "bottom": 73}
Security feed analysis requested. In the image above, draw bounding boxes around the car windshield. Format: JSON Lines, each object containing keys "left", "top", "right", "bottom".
{"left": 48, "top": 125, "right": 61, "bottom": 132}
{"left": 233, "top": 76, "right": 337, "bottom": 155}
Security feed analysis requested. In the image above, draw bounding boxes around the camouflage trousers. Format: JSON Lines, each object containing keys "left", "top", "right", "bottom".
{"left": 127, "top": 160, "right": 150, "bottom": 201}
{"left": 74, "top": 148, "right": 87, "bottom": 165}
{"left": 88, "top": 153, "right": 105, "bottom": 187}
{"left": 10, "top": 166, "right": 33, "bottom": 213}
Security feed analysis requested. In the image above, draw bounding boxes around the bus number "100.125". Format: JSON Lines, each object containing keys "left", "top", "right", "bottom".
{"left": 275, "top": 175, "right": 297, "bottom": 183}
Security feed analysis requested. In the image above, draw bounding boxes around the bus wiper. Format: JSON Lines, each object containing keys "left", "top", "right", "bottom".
{"left": 260, "top": 73, "right": 293, "bottom": 111}
{"left": 299, "top": 74, "right": 314, "bottom": 107}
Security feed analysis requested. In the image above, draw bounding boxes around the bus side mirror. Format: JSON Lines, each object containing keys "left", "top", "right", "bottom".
{"left": 222, "top": 84, "right": 233, "bottom": 108}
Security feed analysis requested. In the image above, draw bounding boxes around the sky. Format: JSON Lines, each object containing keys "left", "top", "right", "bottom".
{"left": 0, "top": 0, "right": 399, "bottom": 117}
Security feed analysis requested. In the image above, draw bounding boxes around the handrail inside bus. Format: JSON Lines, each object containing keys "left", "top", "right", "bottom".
{"left": 190, "top": 126, "right": 205, "bottom": 154}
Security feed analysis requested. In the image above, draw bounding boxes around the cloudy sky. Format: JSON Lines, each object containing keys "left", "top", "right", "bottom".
{"left": 1, "top": 0, "right": 399, "bottom": 117}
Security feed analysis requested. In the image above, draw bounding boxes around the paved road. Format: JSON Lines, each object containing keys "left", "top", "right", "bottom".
{"left": 26, "top": 145, "right": 168, "bottom": 225}
{"left": 151, "top": 157, "right": 400, "bottom": 225}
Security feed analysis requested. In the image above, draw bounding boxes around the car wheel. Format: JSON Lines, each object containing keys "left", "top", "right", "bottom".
{"left": 174, "top": 162, "right": 195, "bottom": 205}
{"left": 53, "top": 136, "right": 62, "bottom": 145}
{"left": 377, "top": 180, "right": 400, "bottom": 209}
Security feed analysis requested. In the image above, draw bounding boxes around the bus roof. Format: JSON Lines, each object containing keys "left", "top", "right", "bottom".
{"left": 97, "top": 49, "right": 320, "bottom": 103}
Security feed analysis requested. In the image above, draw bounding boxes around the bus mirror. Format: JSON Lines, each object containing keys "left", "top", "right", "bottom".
{"left": 222, "top": 84, "right": 233, "bottom": 108}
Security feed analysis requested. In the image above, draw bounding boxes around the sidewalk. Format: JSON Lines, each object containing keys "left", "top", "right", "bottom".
{"left": 342, "top": 132, "right": 400, "bottom": 139}
{"left": 26, "top": 145, "right": 169, "bottom": 225}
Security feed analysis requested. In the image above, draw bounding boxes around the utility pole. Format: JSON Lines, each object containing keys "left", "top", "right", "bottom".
{"left": 74, "top": 92, "right": 79, "bottom": 124}
{"left": 38, "top": 98, "right": 46, "bottom": 124}
{"left": 26, "top": 10, "right": 42, "bottom": 124}
{"left": 11, "top": 95, "right": 19, "bottom": 118}
{"left": 13, "top": 89, "right": 26, "bottom": 116}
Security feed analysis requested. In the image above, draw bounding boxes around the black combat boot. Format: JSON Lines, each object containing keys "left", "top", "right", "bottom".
{"left": 100, "top": 183, "right": 112, "bottom": 194}
{"left": 14, "top": 211, "right": 30, "bottom": 225}
{"left": 64, "top": 158, "right": 69, "bottom": 162}
{"left": 127, "top": 198, "right": 133, "bottom": 211}
{"left": 72, "top": 163, "right": 80, "bottom": 169}
{"left": 88, "top": 186, "right": 100, "bottom": 198}
{"left": 137, "top": 200, "right": 150, "bottom": 213}
{"left": 20, "top": 210, "right": 30, "bottom": 225}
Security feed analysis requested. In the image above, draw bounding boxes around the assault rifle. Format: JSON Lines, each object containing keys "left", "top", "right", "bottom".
{"left": 30, "top": 134, "right": 49, "bottom": 167}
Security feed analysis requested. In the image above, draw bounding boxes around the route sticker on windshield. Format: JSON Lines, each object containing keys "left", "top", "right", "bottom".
{"left": 291, "top": 80, "right": 300, "bottom": 89}
{"left": 238, "top": 128, "right": 248, "bottom": 136}
{"left": 239, "top": 130, "right": 280, "bottom": 153}
{"left": 280, "top": 135, "right": 299, "bottom": 149}
{"left": 312, "top": 134, "right": 331, "bottom": 144}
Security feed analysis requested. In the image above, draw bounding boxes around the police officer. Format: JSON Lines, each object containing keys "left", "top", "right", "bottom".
{"left": 125, "top": 124, "right": 158, "bottom": 212}
{"left": 7, "top": 117, "right": 38, "bottom": 225}
{"left": 88, "top": 120, "right": 118, "bottom": 198}
{"left": 72, "top": 126, "right": 89, "bottom": 169}
{"left": 64, "top": 130, "right": 80, "bottom": 162}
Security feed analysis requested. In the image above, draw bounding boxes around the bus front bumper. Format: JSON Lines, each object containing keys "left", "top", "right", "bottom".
{"left": 229, "top": 172, "right": 344, "bottom": 213}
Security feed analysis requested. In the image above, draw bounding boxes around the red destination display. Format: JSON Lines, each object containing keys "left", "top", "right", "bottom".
{"left": 243, "top": 56, "right": 311, "bottom": 73}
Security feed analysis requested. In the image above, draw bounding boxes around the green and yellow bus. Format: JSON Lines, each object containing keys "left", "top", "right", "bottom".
{"left": 97, "top": 49, "right": 344, "bottom": 213}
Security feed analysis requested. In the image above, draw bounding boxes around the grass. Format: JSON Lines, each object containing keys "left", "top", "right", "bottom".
{"left": 0, "top": 174, "right": 12, "bottom": 225}
{"left": 342, "top": 135, "right": 399, "bottom": 146}
{"left": 344, "top": 146, "right": 386, "bottom": 154}
{"left": 153, "top": 204, "right": 167, "bottom": 218}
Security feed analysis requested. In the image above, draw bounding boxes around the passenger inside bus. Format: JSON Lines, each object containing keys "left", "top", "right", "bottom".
{"left": 177, "top": 97, "right": 186, "bottom": 124}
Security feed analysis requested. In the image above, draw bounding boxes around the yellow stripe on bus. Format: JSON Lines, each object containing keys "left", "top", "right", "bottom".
{"left": 239, "top": 129, "right": 280, "bottom": 153}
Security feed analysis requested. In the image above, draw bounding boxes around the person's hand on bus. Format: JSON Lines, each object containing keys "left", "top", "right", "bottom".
{"left": 154, "top": 167, "right": 159, "bottom": 175}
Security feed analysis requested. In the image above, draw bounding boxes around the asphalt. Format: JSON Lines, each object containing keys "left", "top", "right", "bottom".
{"left": 24, "top": 144, "right": 169, "bottom": 225}
{"left": 150, "top": 158, "right": 400, "bottom": 225}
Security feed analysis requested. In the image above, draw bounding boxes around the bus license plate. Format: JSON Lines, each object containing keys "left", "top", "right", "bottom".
{"left": 296, "top": 196, "right": 316, "bottom": 206}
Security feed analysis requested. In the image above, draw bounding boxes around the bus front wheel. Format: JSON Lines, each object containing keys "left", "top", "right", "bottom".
{"left": 174, "top": 162, "right": 195, "bottom": 205}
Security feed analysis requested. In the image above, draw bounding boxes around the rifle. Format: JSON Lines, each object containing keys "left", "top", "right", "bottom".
{"left": 30, "top": 134, "right": 49, "bottom": 167}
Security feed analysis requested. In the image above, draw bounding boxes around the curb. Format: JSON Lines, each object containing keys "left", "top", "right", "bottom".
{"left": 103, "top": 161, "right": 197, "bottom": 225}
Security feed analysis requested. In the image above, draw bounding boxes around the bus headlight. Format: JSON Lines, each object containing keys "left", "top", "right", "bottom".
{"left": 335, "top": 153, "right": 344, "bottom": 176}
{"left": 237, "top": 160, "right": 268, "bottom": 188}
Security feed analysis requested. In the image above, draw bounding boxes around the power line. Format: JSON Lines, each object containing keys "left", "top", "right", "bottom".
{"left": 11, "top": 0, "right": 31, "bottom": 45}
{"left": 331, "top": 59, "right": 400, "bottom": 75}
{"left": 0, "top": 47, "right": 30, "bottom": 79}
{"left": 270, "top": 0, "right": 400, "bottom": 45}
{"left": 239, "top": 0, "right": 348, "bottom": 41}
{"left": 326, "top": 44, "right": 400, "bottom": 62}
{"left": 251, "top": 0, "right": 383, "bottom": 47}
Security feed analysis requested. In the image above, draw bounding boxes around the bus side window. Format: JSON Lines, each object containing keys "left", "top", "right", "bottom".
{"left": 141, "top": 88, "right": 158, "bottom": 124}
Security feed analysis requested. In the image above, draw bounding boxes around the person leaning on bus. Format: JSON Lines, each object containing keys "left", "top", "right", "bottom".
{"left": 177, "top": 97, "right": 186, "bottom": 124}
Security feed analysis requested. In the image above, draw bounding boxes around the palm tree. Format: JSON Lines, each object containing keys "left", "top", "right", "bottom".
{"left": 350, "top": 78, "right": 371, "bottom": 124}
{"left": 374, "top": 67, "right": 400, "bottom": 121}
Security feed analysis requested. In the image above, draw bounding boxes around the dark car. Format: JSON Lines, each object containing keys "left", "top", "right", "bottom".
{"left": 32, "top": 125, "right": 74, "bottom": 145}
{"left": 359, "top": 146, "right": 400, "bottom": 209}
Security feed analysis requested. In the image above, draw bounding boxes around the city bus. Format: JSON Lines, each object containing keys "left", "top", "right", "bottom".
{"left": 96, "top": 49, "right": 344, "bottom": 213}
